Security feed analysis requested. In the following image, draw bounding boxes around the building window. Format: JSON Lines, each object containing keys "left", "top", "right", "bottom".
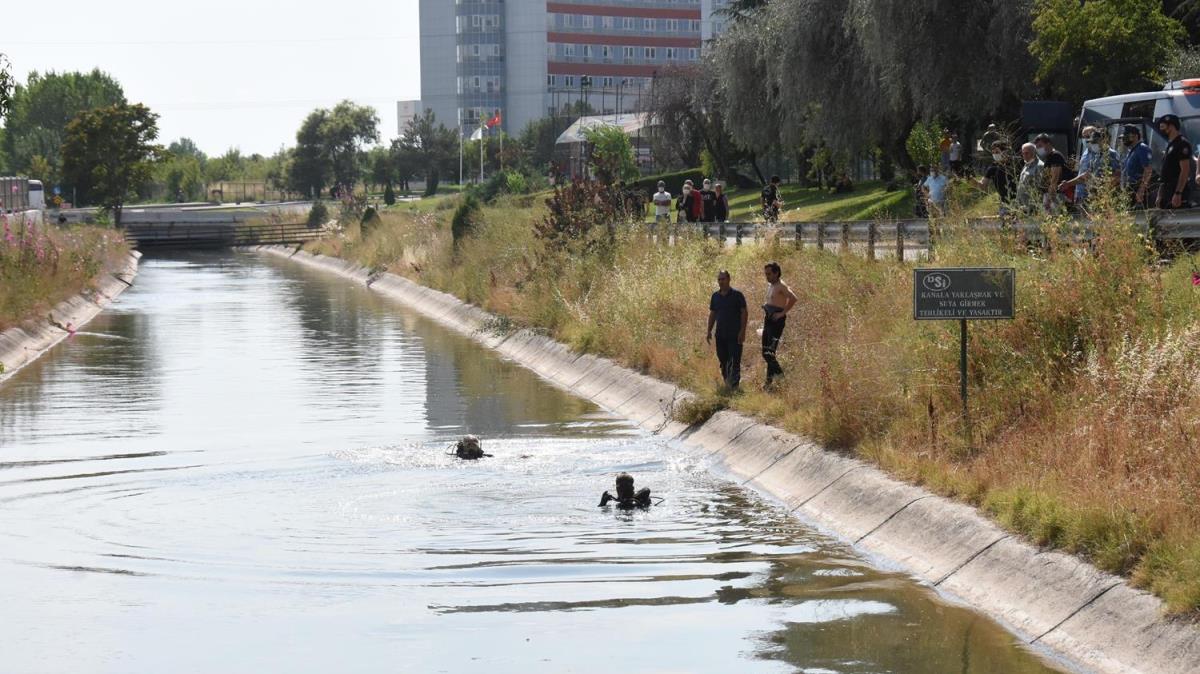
{"left": 623, "top": 46, "right": 635, "bottom": 60}
{"left": 548, "top": 74, "right": 557, "bottom": 87}
{"left": 563, "top": 14, "right": 572, "bottom": 27}
{"left": 692, "top": 20, "right": 701, "bottom": 32}
{"left": 644, "top": 47, "right": 656, "bottom": 59}
{"left": 622, "top": 17, "right": 634, "bottom": 30}
{"left": 602, "top": 76, "right": 613, "bottom": 87}
{"left": 666, "top": 47, "right": 677, "bottom": 60}
{"left": 666, "top": 19, "right": 678, "bottom": 31}
{"left": 564, "top": 44, "right": 575, "bottom": 57}
{"left": 582, "top": 44, "right": 592, "bottom": 59}
{"left": 582, "top": 15, "right": 593, "bottom": 28}
{"left": 643, "top": 18, "right": 654, "bottom": 31}
{"left": 602, "top": 16, "right": 613, "bottom": 29}
{"left": 601, "top": 45, "right": 611, "bottom": 59}
{"left": 689, "top": 48, "right": 698, "bottom": 60}
{"left": 565, "top": 76, "right": 575, "bottom": 87}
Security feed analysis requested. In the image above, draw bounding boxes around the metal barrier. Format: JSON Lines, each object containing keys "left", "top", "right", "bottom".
{"left": 121, "top": 222, "right": 324, "bottom": 249}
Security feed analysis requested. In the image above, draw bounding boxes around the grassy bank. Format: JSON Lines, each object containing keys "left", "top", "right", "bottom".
{"left": 309, "top": 191, "right": 1200, "bottom": 615}
{"left": 0, "top": 216, "right": 129, "bottom": 333}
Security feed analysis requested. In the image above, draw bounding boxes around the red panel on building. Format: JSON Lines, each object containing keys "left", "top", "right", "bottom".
{"left": 547, "top": 62, "right": 663, "bottom": 77}
{"left": 546, "top": 2, "right": 701, "bottom": 19}
{"left": 547, "top": 31, "right": 700, "bottom": 48}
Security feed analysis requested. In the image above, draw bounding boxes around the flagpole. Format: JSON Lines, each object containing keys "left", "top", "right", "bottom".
{"left": 458, "top": 110, "right": 463, "bottom": 187}
{"left": 480, "top": 121, "right": 485, "bottom": 183}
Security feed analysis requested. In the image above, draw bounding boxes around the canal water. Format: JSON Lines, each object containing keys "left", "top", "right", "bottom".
{"left": 0, "top": 252, "right": 1067, "bottom": 674}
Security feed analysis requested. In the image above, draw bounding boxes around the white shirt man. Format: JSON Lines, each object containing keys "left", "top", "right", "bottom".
{"left": 922, "top": 168, "right": 949, "bottom": 214}
{"left": 652, "top": 182, "right": 672, "bottom": 229}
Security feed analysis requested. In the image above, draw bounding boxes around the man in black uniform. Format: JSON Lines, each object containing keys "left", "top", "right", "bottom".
{"left": 598, "top": 473, "right": 651, "bottom": 509}
{"left": 1156, "top": 114, "right": 1194, "bottom": 209}
{"left": 706, "top": 270, "right": 748, "bottom": 389}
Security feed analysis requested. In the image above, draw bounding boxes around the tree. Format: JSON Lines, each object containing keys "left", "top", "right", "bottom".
{"left": 396, "top": 110, "right": 457, "bottom": 196}
{"left": 2, "top": 69, "right": 125, "bottom": 186}
{"left": 712, "top": 0, "right": 1035, "bottom": 170}
{"left": 647, "top": 63, "right": 750, "bottom": 178}
{"left": 61, "top": 103, "right": 166, "bottom": 225}
{"left": 518, "top": 117, "right": 560, "bottom": 173}
{"left": 1031, "top": 0, "right": 1185, "bottom": 103}
{"left": 0, "top": 53, "right": 13, "bottom": 120}
{"left": 583, "top": 125, "right": 638, "bottom": 184}
{"left": 168, "top": 137, "right": 207, "bottom": 163}
{"left": 366, "top": 145, "right": 395, "bottom": 192}
{"left": 285, "top": 101, "right": 380, "bottom": 197}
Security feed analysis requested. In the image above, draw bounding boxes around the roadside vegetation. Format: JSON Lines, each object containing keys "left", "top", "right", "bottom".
{"left": 0, "top": 215, "right": 128, "bottom": 333}
{"left": 307, "top": 183, "right": 1200, "bottom": 615}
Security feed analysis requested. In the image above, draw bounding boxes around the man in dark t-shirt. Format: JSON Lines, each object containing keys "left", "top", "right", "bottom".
{"left": 707, "top": 270, "right": 748, "bottom": 389}
{"left": 1156, "top": 114, "right": 1195, "bottom": 209}
{"left": 700, "top": 178, "right": 717, "bottom": 223}
{"left": 1034, "top": 133, "right": 1072, "bottom": 212}
{"left": 978, "top": 141, "right": 1015, "bottom": 213}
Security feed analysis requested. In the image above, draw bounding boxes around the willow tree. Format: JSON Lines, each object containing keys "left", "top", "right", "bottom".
{"left": 712, "top": 0, "right": 1035, "bottom": 169}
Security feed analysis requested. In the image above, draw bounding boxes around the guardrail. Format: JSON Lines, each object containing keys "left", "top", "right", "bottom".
{"left": 121, "top": 222, "right": 324, "bottom": 249}
{"left": 682, "top": 208, "right": 1200, "bottom": 259}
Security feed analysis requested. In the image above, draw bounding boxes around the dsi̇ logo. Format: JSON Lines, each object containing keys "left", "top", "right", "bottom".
{"left": 923, "top": 272, "right": 952, "bottom": 292}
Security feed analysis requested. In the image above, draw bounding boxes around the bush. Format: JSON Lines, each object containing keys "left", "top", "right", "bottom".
{"left": 306, "top": 200, "right": 329, "bottom": 228}
{"left": 673, "top": 394, "right": 728, "bottom": 426}
{"left": 451, "top": 193, "right": 481, "bottom": 248}
{"left": 383, "top": 183, "right": 396, "bottom": 206}
{"left": 472, "top": 169, "right": 532, "bottom": 204}
{"left": 361, "top": 206, "right": 382, "bottom": 236}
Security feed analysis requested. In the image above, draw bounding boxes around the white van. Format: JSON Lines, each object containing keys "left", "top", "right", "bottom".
{"left": 1080, "top": 79, "right": 1200, "bottom": 165}
{"left": 27, "top": 180, "right": 45, "bottom": 209}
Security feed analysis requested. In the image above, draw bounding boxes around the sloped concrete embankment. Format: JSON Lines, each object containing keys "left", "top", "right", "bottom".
{"left": 254, "top": 244, "right": 1199, "bottom": 674}
{"left": 0, "top": 251, "right": 141, "bottom": 382}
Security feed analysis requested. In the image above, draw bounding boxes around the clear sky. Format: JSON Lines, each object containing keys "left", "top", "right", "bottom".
{"left": 4, "top": 0, "right": 422, "bottom": 157}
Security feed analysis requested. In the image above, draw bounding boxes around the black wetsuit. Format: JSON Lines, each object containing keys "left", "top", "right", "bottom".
{"left": 762, "top": 304, "right": 786, "bottom": 384}
{"left": 599, "top": 488, "right": 652, "bottom": 509}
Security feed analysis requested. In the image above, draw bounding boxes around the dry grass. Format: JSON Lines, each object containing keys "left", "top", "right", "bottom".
{"left": 0, "top": 215, "right": 129, "bottom": 333}
{"left": 308, "top": 191, "right": 1200, "bottom": 615}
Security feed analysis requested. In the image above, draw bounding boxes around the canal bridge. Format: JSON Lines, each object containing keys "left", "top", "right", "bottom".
{"left": 55, "top": 201, "right": 324, "bottom": 249}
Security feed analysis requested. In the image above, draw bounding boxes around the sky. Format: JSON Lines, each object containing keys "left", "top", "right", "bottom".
{"left": 3, "top": 0, "right": 423, "bottom": 157}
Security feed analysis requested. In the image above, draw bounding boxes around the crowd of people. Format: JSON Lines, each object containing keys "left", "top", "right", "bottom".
{"left": 651, "top": 178, "right": 731, "bottom": 229}
{"left": 919, "top": 115, "right": 1196, "bottom": 217}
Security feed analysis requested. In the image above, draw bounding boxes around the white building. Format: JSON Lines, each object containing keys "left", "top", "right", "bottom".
{"left": 397, "top": 99, "right": 422, "bottom": 135}
{"left": 419, "top": 0, "right": 730, "bottom": 138}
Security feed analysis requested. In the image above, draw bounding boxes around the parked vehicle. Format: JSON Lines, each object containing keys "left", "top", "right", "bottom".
{"left": 0, "top": 176, "right": 34, "bottom": 213}
{"left": 1081, "top": 79, "right": 1200, "bottom": 167}
{"left": 27, "top": 180, "right": 45, "bottom": 210}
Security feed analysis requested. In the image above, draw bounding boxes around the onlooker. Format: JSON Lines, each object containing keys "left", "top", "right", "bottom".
{"left": 977, "top": 141, "right": 1015, "bottom": 214}
{"left": 707, "top": 270, "right": 748, "bottom": 389}
{"left": 760, "top": 262, "right": 797, "bottom": 388}
{"left": 1156, "top": 114, "right": 1194, "bottom": 209}
{"left": 939, "top": 129, "right": 953, "bottom": 170}
{"left": 652, "top": 181, "right": 673, "bottom": 230}
{"left": 1015, "top": 142, "right": 1044, "bottom": 214}
{"left": 948, "top": 133, "right": 964, "bottom": 176}
{"left": 762, "top": 175, "right": 782, "bottom": 223}
{"left": 922, "top": 165, "right": 949, "bottom": 215}
{"left": 1065, "top": 127, "right": 1119, "bottom": 209}
{"left": 980, "top": 124, "right": 1001, "bottom": 153}
{"left": 681, "top": 181, "right": 700, "bottom": 223}
{"left": 1121, "top": 125, "right": 1153, "bottom": 207}
{"left": 913, "top": 165, "right": 929, "bottom": 218}
{"left": 1034, "top": 133, "right": 1070, "bottom": 212}
{"left": 713, "top": 183, "right": 730, "bottom": 223}
{"left": 700, "top": 178, "right": 717, "bottom": 223}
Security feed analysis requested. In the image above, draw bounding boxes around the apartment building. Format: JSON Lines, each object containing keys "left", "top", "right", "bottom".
{"left": 419, "top": 0, "right": 729, "bottom": 137}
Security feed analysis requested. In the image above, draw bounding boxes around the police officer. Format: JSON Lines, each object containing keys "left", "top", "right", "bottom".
{"left": 1156, "top": 114, "right": 1194, "bottom": 209}
{"left": 1121, "top": 125, "right": 1154, "bottom": 207}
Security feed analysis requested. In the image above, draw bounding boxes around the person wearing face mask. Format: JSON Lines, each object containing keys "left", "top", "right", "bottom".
{"left": 1033, "top": 133, "right": 1071, "bottom": 213}
{"left": 1156, "top": 114, "right": 1194, "bottom": 209}
{"left": 678, "top": 181, "right": 700, "bottom": 224}
{"left": 1064, "top": 127, "right": 1120, "bottom": 209}
{"left": 977, "top": 141, "right": 1015, "bottom": 214}
{"left": 1121, "top": 125, "right": 1154, "bottom": 207}
{"left": 922, "top": 164, "right": 949, "bottom": 216}
{"left": 1015, "top": 142, "right": 1044, "bottom": 215}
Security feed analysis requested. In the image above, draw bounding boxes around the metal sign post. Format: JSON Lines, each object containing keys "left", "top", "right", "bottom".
{"left": 914, "top": 268, "right": 1016, "bottom": 447}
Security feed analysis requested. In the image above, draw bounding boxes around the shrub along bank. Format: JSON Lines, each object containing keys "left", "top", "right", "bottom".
{"left": 0, "top": 216, "right": 129, "bottom": 333}
{"left": 307, "top": 189, "right": 1200, "bottom": 615}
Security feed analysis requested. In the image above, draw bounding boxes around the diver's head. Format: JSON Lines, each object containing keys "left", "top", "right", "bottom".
{"left": 615, "top": 473, "right": 635, "bottom": 500}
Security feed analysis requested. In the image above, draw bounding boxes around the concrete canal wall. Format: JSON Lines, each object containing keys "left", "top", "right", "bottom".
{"left": 0, "top": 251, "right": 140, "bottom": 382}
{"left": 255, "top": 244, "right": 1200, "bottom": 674}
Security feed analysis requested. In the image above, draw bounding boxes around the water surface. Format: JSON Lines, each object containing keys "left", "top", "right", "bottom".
{"left": 0, "top": 252, "right": 1067, "bottom": 673}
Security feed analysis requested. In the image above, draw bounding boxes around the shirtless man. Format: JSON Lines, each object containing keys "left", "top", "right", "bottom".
{"left": 761, "top": 262, "right": 798, "bottom": 387}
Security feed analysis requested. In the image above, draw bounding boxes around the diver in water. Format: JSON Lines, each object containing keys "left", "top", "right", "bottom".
{"left": 454, "top": 435, "right": 490, "bottom": 460}
{"left": 598, "top": 473, "right": 652, "bottom": 509}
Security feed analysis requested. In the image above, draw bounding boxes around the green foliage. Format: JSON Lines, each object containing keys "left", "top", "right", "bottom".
{"left": 61, "top": 103, "right": 166, "bottom": 224}
{"left": 161, "top": 154, "right": 205, "bottom": 201}
{"left": 1164, "top": 45, "right": 1200, "bottom": 82}
{"left": 906, "top": 121, "right": 942, "bottom": 169}
{"left": 1, "top": 69, "right": 126, "bottom": 187}
{"left": 395, "top": 109, "right": 457, "bottom": 197}
{"left": 383, "top": 182, "right": 396, "bottom": 205}
{"left": 0, "top": 53, "right": 12, "bottom": 120}
{"left": 647, "top": 63, "right": 747, "bottom": 176}
{"left": 286, "top": 101, "right": 380, "bottom": 197}
{"left": 629, "top": 168, "right": 704, "bottom": 195}
{"left": 471, "top": 169, "right": 531, "bottom": 204}
{"left": 517, "top": 117, "right": 561, "bottom": 173}
{"left": 451, "top": 193, "right": 481, "bottom": 248}
{"left": 307, "top": 200, "right": 329, "bottom": 228}
{"left": 1031, "top": 0, "right": 1185, "bottom": 102}
{"left": 583, "top": 125, "right": 638, "bottom": 184}
{"left": 536, "top": 180, "right": 621, "bottom": 256}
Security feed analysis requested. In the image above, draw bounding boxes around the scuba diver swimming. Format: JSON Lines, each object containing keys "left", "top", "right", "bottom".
{"left": 598, "top": 473, "right": 653, "bottom": 509}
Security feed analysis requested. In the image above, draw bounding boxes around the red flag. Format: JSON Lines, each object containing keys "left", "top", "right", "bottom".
{"left": 485, "top": 112, "right": 502, "bottom": 128}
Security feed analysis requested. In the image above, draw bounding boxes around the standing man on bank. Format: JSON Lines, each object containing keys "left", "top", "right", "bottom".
{"left": 761, "top": 262, "right": 797, "bottom": 388}
{"left": 1156, "top": 114, "right": 1194, "bottom": 209}
{"left": 706, "top": 270, "right": 748, "bottom": 390}
{"left": 1121, "top": 125, "right": 1153, "bottom": 207}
